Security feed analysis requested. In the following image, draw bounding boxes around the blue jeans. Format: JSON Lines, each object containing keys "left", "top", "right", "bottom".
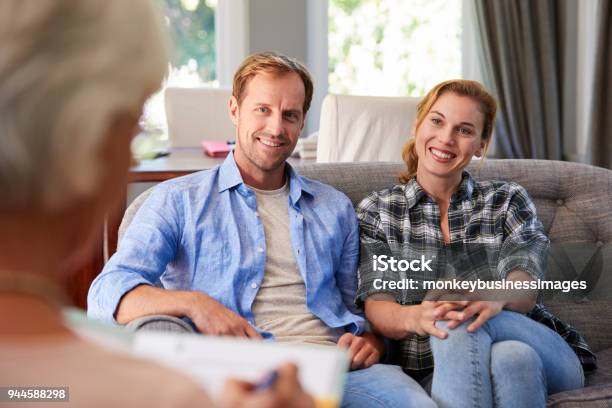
{"left": 430, "top": 311, "right": 584, "bottom": 408}
{"left": 342, "top": 364, "right": 436, "bottom": 408}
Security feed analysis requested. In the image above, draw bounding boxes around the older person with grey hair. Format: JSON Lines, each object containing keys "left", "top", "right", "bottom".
{"left": 0, "top": 1, "right": 313, "bottom": 407}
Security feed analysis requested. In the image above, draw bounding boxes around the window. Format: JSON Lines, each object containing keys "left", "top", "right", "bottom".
{"left": 143, "top": 0, "right": 217, "bottom": 131}
{"left": 163, "top": 0, "right": 217, "bottom": 85}
{"left": 329, "top": 0, "right": 462, "bottom": 97}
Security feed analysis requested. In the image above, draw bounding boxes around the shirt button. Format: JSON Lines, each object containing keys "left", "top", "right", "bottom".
{"left": 556, "top": 199, "right": 564, "bottom": 206}
{"left": 251, "top": 282, "right": 258, "bottom": 289}
{"left": 257, "top": 247, "right": 264, "bottom": 253}
{"left": 255, "top": 211, "right": 260, "bottom": 217}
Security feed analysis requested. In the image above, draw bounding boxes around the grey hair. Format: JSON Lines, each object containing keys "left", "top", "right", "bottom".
{"left": 0, "top": 0, "right": 169, "bottom": 210}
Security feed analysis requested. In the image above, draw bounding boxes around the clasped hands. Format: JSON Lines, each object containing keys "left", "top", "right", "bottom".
{"left": 411, "top": 299, "right": 506, "bottom": 339}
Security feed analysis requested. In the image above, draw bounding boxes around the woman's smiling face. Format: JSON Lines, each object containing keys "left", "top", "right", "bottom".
{"left": 414, "top": 91, "right": 486, "bottom": 182}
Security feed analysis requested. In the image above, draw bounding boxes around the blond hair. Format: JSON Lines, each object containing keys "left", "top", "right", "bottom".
{"left": 232, "top": 51, "right": 314, "bottom": 114}
{"left": 0, "top": 0, "right": 169, "bottom": 210}
{"left": 399, "top": 80, "right": 497, "bottom": 183}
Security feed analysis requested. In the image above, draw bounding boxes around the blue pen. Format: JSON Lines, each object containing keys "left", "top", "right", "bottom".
{"left": 254, "top": 370, "right": 279, "bottom": 392}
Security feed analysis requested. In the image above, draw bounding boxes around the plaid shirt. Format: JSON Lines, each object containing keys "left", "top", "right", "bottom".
{"left": 356, "top": 171, "right": 596, "bottom": 374}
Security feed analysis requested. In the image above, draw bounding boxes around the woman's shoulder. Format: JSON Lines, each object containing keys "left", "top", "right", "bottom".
{"left": 472, "top": 177, "right": 533, "bottom": 202}
{"left": 357, "top": 184, "right": 408, "bottom": 211}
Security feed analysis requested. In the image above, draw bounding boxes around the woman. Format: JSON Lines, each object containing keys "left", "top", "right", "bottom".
{"left": 0, "top": 1, "right": 311, "bottom": 407}
{"left": 356, "top": 79, "right": 595, "bottom": 408}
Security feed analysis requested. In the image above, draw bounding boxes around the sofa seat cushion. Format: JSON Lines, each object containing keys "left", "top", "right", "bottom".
{"left": 585, "top": 348, "right": 612, "bottom": 387}
{"left": 547, "top": 383, "right": 612, "bottom": 407}
{"left": 547, "top": 347, "right": 612, "bottom": 407}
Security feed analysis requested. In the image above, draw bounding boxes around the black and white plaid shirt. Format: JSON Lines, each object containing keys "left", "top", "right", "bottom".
{"left": 356, "top": 171, "right": 596, "bottom": 375}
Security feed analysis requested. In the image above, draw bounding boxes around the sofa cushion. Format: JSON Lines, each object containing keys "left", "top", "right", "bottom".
{"left": 547, "top": 383, "right": 612, "bottom": 407}
{"left": 548, "top": 347, "right": 612, "bottom": 407}
{"left": 545, "top": 302, "right": 612, "bottom": 353}
{"left": 584, "top": 348, "right": 612, "bottom": 387}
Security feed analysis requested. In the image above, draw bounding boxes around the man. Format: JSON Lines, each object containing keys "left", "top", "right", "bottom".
{"left": 88, "top": 52, "right": 435, "bottom": 407}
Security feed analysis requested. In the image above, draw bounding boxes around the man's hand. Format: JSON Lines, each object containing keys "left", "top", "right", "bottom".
{"left": 188, "top": 292, "right": 262, "bottom": 339}
{"left": 220, "top": 363, "right": 314, "bottom": 408}
{"left": 440, "top": 300, "right": 505, "bottom": 332}
{"left": 337, "top": 332, "right": 383, "bottom": 370}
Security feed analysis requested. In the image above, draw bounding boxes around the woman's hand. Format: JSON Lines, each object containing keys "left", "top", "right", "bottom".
{"left": 409, "top": 301, "right": 468, "bottom": 339}
{"left": 220, "top": 363, "right": 314, "bottom": 408}
{"left": 440, "top": 300, "right": 506, "bottom": 332}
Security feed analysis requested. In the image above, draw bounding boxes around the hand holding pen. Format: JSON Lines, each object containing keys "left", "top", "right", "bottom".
{"left": 220, "top": 362, "right": 314, "bottom": 408}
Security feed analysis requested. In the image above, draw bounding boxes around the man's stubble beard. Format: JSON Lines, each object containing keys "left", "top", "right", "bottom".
{"left": 244, "top": 130, "right": 292, "bottom": 172}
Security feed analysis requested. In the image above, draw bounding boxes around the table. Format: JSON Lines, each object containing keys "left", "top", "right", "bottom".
{"left": 68, "top": 148, "right": 314, "bottom": 308}
{"left": 128, "top": 147, "right": 227, "bottom": 181}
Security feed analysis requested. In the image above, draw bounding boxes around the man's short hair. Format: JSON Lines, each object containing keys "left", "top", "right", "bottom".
{"left": 232, "top": 51, "right": 314, "bottom": 115}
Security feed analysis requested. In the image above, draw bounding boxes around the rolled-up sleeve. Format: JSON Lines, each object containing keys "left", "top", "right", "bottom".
{"left": 355, "top": 192, "right": 400, "bottom": 305}
{"left": 87, "top": 185, "right": 182, "bottom": 323}
{"left": 497, "top": 183, "right": 549, "bottom": 280}
{"left": 336, "top": 205, "right": 361, "bottom": 313}
{"left": 334, "top": 199, "right": 366, "bottom": 334}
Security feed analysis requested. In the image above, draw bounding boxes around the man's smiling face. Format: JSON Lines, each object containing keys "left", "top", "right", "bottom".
{"left": 230, "top": 71, "right": 305, "bottom": 180}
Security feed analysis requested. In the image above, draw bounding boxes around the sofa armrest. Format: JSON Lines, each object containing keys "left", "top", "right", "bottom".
{"left": 547, "top": 383, "right": 612, "bottom": 407}
{"left": 125, "top": 315, "right": 197, "bottom": 333}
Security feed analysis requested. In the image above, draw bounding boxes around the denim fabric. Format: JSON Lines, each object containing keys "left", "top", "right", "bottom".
{"left": 342, "top": 364, "right": 436, "bottom": 408}
{"left": 430, "top": 311, "right": 584, "bottom": 408}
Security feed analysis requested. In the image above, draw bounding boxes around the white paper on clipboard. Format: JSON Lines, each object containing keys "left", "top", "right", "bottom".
{"left": 132, "top": 332, "right": 350, "bottom": 406}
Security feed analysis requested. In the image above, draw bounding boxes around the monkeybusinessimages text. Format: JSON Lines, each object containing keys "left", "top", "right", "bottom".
{"left": 371, "top": 255, "right": 587, "bottom": 294}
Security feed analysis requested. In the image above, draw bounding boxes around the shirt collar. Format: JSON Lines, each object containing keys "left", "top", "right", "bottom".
{"left": 286, "top": 162, "right": 314, "bottom": 204}
{"left": 403, "top": 177, "right": 428, "bottom": 209}
{"left": 218, "top": 151, "right": 244, "bottom": 192}
{"left": 451, "top": 171, "right": 475, "bottom": 203}
{"left": 218, "top": 151, "right": 314, "bottom": 203}
{"left": 404, "top": 170, "right": 475, "bottom": 209}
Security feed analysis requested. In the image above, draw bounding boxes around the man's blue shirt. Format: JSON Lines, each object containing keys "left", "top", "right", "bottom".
{"left": 87, "top": 152, "right": 365, "bottom": 335}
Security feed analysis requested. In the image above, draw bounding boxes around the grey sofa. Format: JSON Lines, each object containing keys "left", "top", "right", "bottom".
{"left": 120, "top": 159, "right": 612, "bottom": 407}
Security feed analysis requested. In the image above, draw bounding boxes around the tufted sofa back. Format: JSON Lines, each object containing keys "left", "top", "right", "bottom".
{"left": 294, "top": 159, "right": 611, "bottom": 243}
